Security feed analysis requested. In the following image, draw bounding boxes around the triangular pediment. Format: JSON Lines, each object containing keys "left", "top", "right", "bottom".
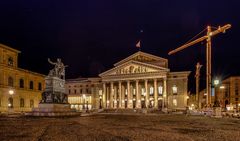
{"left": 114, "top": 51, "right": 168, "bottom": 68}
{"left": 100, "top": 60, "right": 169, "bottom": 77}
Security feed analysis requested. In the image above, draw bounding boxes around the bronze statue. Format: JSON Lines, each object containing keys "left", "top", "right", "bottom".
{"left": 48, "top": 58, "right": 68, "bottom": 79}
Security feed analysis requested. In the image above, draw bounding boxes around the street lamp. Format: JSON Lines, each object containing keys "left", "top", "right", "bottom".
{"left": 99, "top": 96, "right": 102, "bottom": 109}
{"left": 213, "top": 78, "right": 221, "bottom": 107}
{"left": 83, "top": 94, "right": 86, "bottom": 110}
{"left": 8, "top": 89, "right": 14, "bottom": 109}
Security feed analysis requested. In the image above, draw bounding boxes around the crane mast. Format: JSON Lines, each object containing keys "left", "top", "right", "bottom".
{"left": 168, "top": 24, "right": 231, "bottom": 107}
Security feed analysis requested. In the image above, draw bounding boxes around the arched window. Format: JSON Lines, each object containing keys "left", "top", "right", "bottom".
{"left": 38, "top": 83, "right": 42, "bottom": 90}
{"left": 8, "top": 77, "right": 14, "bottom": 87}
{"left": 8, "top": 97, "right": 13, "bottom": 108}
{"left": 29, "top": 81, "right": 34, "bottom": 90}
{"left": 20, "top": 98, "right": 24, "bottom": 107}
{"left": 8, "top": 57, "right": 13, "bottom": 66}
{"left": 20, "top": 79, "right": 24, "bottom": 88}
{"left": 30, "top": 99, "right": 34, "bottom": 108}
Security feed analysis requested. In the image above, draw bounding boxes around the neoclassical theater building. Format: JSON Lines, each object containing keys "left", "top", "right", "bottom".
{"left": 66, "top": 51, "right": 190, "bottom": 110}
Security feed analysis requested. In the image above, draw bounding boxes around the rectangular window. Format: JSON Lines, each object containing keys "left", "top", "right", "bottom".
{"left": 38, "top": 83, "right": 42, "bottom": 91}
{"left": 150, "top": 87, "right": 154, "bottom": 95}
{"left": 172, "top": 85, "right": 178, "bottom": 95}
{"left": 173, "top": 99, "right": 177, "bottom": 106}
{"left": 158, "top": 86, "right": 163, "bottom": 95}
{"left": 99, "top": 90, "right": 103, "bottom": 95}
{"left": 141, "top": 88, "right": 145, "bottom": 96}
{"left": 133, "top": 89, "right": 136, "bottom": 95}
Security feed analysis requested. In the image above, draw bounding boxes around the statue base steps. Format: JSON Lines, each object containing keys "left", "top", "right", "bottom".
{"left": 25, "top": 103, "right": 79, "bottom": 117}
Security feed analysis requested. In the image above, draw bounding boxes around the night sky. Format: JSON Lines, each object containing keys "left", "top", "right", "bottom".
{"left": 0, "top": 1, "right": 239, "bottom": 92}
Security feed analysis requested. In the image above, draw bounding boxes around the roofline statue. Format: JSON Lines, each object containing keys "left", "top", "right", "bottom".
{"left": 48, "top": 58, "right": 68, "bottom": 80}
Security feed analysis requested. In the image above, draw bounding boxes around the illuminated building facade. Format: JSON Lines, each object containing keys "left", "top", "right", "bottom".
{"left": 66, "top": 77, "right": 102, "bottom": 111}
{"left": 0, "top": 44, "right": 45, "bottom": 113}
{"left": 214, "top": 76, "right": 240, "bottom": 110}
{"left": 67, "top": 51, "right": 190, "bottom": 110}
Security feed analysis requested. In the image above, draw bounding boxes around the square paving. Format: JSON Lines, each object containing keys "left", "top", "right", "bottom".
{"left": 0, "top": 114, "right": 240, "bottom": 141}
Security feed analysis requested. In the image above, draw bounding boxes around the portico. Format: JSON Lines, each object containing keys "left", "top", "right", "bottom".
{"left": 102, "top": 78, "right": 167, "bottom": 109}
{"left": 99, "top": 51, "right": 190, "bottom": 110}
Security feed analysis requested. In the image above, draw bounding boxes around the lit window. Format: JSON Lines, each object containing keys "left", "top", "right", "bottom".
{"left": 99, "top": 90, "right": 102, "bottom": 95}
{"left": 133, "top": 89, "right": 136, "bottom": 95}
{"left": 141, "top": 88, "right": 145, "bottom": 95}
{"left": 158, "top": 86, "right": 163, "bottom": 95}
{"left": 125, "top": 89, "right": 127, "bottom": 95}
{"left": 150, "top": 87, "right": 154, "bottom": 95}
{"left": 173, "top": 99, "right": 177, "bottom": 106}
{"left": 172, "top": 85, "right": 178, "bottom": 94}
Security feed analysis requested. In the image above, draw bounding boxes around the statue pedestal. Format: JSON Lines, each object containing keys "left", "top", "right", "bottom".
{"left": 25, "top": 103, "right": 80, "bottom": 117}
{"left": 25, "top": 59, "right": 79, "bottom": 117}
{"left": 213, "top": 107, "right": 222, "bottom": 118}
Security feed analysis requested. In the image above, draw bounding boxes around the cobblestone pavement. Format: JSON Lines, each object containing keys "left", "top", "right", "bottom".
{"left": 0, "top": 114, "right": 240, "bottom": 141}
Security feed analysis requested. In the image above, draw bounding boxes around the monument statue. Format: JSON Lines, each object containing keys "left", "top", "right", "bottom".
{"left": 41, "top": 58, "right": 68, "bottom": 104}
{"left": 48, "top": 58, "right": 68, "bottom": 79}
{"left": 26, "top": 58, "right": 78, "bottom": 117}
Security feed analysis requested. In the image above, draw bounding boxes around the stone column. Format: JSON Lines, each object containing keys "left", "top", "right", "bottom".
{"left": 145, "top": 79, "right": 149, "bottom": 108}
{"left": 110, "top": 82, "right": 114, "bottom": 108}
{"left": 103, "top": 83, "right": 106, "bottom": 108}
{"left": 154, "top": 79, "right": 158, "bottom": 108}
{"left": 163, "top": 78, "right": 167, "bottom": 108}
{"left": 136, "top": 80, "right": 140, "bottom": 108}
{"left": 127, "top": 81, "right": 131, "bottom": 108}
{"left": 118, "top": 81, "right": 122, "bottom": 108}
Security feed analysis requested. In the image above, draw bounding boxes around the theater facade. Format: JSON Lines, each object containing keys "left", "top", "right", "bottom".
{"left": 66, "top": 51, "right": 190, "bottom": 110}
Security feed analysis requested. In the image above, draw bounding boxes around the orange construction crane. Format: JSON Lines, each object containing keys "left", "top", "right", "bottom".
{"left": 168, "top": 24, "right": 231, "bottom": 107}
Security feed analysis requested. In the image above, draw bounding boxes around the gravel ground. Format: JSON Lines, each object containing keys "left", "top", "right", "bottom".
{"left": 0, "top": 114, "right": 240, "bottom": 141}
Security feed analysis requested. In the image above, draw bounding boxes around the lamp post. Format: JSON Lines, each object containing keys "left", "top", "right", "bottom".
{"left": 83, "top": 94, "right": 86, "bottom": 110}
{"left": 213, "top": 79, "right": 220, "bottom": 107}
{"left": 8, "top": 89, "right": 14, "bottom": 108}
{"left": 143, "top": 92, "right": 146, "bottom": 108}
{"left": 99, "top": 96, "right": 102, "bottom": 109}
{"left": 8, "top": 89, "right": 14, "bottom": 114}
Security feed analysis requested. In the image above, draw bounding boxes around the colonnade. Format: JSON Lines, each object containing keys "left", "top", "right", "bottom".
{"left": 101, "top": 78, "right": 167, "bottom": 109}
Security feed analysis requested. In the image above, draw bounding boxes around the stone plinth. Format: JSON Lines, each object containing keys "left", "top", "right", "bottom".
{"left": 213, "top": 107, "right": 222, "bottom": 118}
{"left": 25, "top": 103, "right": 80, "bottom": 117}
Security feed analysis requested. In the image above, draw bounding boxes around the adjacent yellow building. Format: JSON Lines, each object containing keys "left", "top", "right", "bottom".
{"left": 0, "top": 44, "right": 45, "bottom": 113}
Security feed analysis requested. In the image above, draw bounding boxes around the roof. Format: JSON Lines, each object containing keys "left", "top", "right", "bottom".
{"left": 99, "top": 60, "right": 169, "bottom": 77}
{"left": 0, "top": 43, "right": 21, "bottom": 53}
{"left": 114, "top": 51, "right": 168, "bottom": 66}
